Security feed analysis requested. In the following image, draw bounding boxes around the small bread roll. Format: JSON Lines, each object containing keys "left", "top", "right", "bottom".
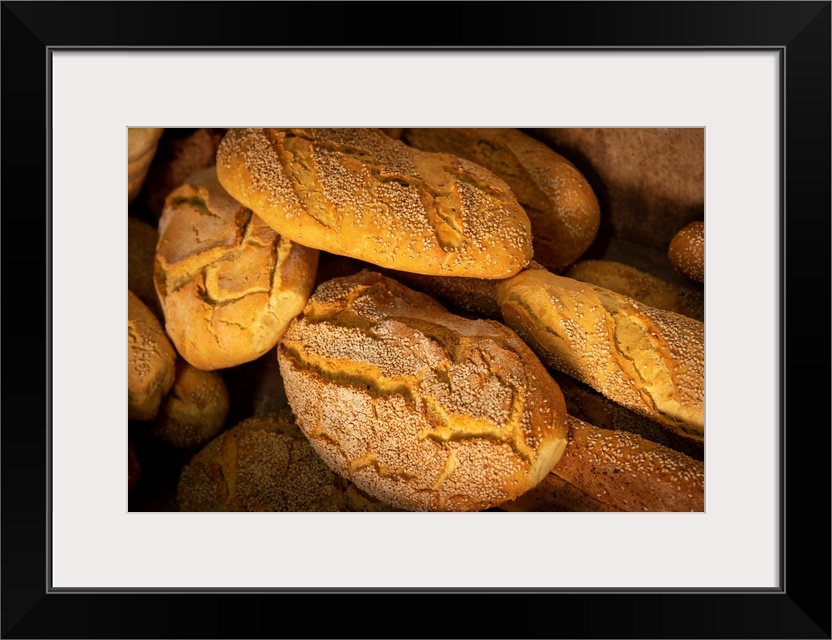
{"left": 565, "top": 259, "right": 704, "bottom": 322}
{"left": 496, "top": 270, "right": 704, "bottom": 441}
{"left": 154, "top": 166, "right": 319, "bottom": 370}
{"left": 500, "top": 416, "right": 704, "bottom": 512}
{"left": 149, "top": 359, "right": 230, "bottom": 449}
{"left": 128, "top": 290, "right": 176, "bottom": 420}
{"left": 216, "top": 128, "right": 533, "bottom": 278}
{"left": 128, "top": 216, "right": 163, "bottom": 320}
{"left": 277, "top": 270, "right": 569, "bottom": 512}
{"left": 401, "top": 128, "right": 601, "bottom": 272}
{"left": 668, "top": 221, "right": 704, "bottom": 283}
{"left": 128, "top": 127, "right": 164, "bottom": 203}
{"left": 176, "top": 410, "right": 393, "bottom": 512}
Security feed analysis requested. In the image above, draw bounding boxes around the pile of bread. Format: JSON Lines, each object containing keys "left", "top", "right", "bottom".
{"left": 127, "top": 127, "right": 705, "bottom": 513}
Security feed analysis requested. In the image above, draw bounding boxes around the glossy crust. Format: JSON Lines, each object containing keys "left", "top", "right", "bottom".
{"left": 154, "top": 166, "right": 319, "bottom": 370}
{"left": 216, "top": 128, "right": 533, "bottom": 278}
{"left": 128, "top": 290, "right": 176, "bottom": 420}
{"left": 402, "top": 128, "right": 601, "bottom": 272}
{"left": 668, "top": 221, "right": 705, "bottom": 283}
{"left": 496, "top": 270, "right": 704, "bottom": 441}
{"left": 500, "top": 416, "right": 704, "bottom": 512}
{"left": 176, "top": 409, "right": 393, "bottom": 512}
{"left": 276, "top": 270, "right": 569, "bottom": 512}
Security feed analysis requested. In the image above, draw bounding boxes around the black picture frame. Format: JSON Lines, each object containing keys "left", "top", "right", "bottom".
{"left": 2, "top": 2, "right": 829, "bottom": 638}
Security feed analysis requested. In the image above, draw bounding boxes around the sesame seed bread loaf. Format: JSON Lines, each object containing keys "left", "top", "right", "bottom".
{"left": 276, "top": 270, "right": 569, "bottom": 512}
{"left": 401, "top": 128, "right": 601, "bottom": 272}
{"left": 565, "top": 259, "right": 704, "bottom": 322}
{"left": 668, "top": 220, "right": 705, "bottom": 283}
{"left": 128, "top": 127, "right": 164, "bottom": 203}
{"left": 128, "top": 290, "right": 177, "bottom": 421}
{"left": 176, "top": 409, "right": 394, "bottom": 512}
{"left": 496, "top": 270, "right": 704, "bottom": 441}
{"left": 215, "top": 128, "right": 533, "bottom": 278}
{"left": 154, "top": 166, "right": 319, "bottom": 370}
{"left": 149, "top": 359, "right": 230, "bottom": 450}
{"left": 500, "top": 415, "right": 704, "bottom": 512}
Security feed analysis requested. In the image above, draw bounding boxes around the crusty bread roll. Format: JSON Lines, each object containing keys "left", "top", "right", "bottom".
{"left": 216, "top": 128, "right": 533, "bottom": 278}
{"left": 496, "top": 270, "right": 704, "bottom": 441}
{"left": 276, "top": 270, "right": 569, "bottom": 512}
{"left": 565, "top": 259, "right": 704, "bottom": 322}
{"left": 176, "top": 409, "right": 394, "bottom": 512}
{"left": 128, "top": 216, "right": 163, "bottom": 320}
{"left": 500, "top": 416, "right": 704, "bottom": 512}
{"left": 401, "top": 128, "right": 601, "bottom": 272}
{"left": 668, "top": 221, "right": 705, "bottom": 283}
{"left": 128, "top": 290, "right": 177, "bottom": 421}
{"left": 128, "top": 127, "right": 164, "bottom": 203}
{"left": 154, "top": 165, "right": 319, "bottom": 370}
{"left": 149, "top": 359, "right": 230, "bottom": 449}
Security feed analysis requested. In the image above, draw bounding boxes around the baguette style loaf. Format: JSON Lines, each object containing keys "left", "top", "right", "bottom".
{"left": 401, "top": 128, "right": 601, "bottom": 272}
{"left": 500, "top": 415, "right": 704, "bottom": 512}
{"left": 276, "top": 270, "right": 569, "bottom": 512}
{"left": 216, "top": 128, "right": 533, "bottom": 278}
{"left": 565, "top": 259, "right": 704, "bottom": 321}
{"left": 496, "top": 270, "right": 704, "bottom": 441}
{"left": 154, "top": 166, "right": 319, "bottom": 370}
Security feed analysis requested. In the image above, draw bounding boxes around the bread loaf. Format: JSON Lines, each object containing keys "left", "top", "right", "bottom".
{"left": 128, "top": 127, "right": 164, "bottom": 203}
{"left": 154, "top": 166, "right": 319, "bottom": 370}
{"left": 500, "top": 416, "right": 704, "bottom": 512}
{"left": 128, "top": 216, "right": 163, "bottom": 320}
{"left": 496, "top": 270, "right": 704, "bottom": 441}
{"left": 668, "top": 221, "right": 705, "bottom": 283}
{"left": 565, "top": 259, "right": 704, "bottom": 321}
{"left": 276, "top": 270, "right": 569, "bottom": 512}
{"left": 176, "top": 409, "right": 393, "bottom": 512}
{"left": 128, "top": 290, "right": 176, "bottom": 421}
{"left": 216, "top": 128, "right": 533, "bottom": 278}
{"left": 402, "top": 128, "right": 601, "bottom": 272}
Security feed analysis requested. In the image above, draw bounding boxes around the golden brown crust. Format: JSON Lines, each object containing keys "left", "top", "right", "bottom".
{"left": 154, "top": 166, "right": 319, "bottom": 370}
{"left": 216, "top": 128, "right": 533, "bottom": 278}
{"left": 502, "top": 416, "right": 704, "bottom": 512}
{"left": 128, "top": 216, "right": 163, "bottom": 320}
{"left": 276, "top": 270, "right": 569, "bottom": 512}
{"left": 565, "top": 259, "right": 704, "bottom": 322}
{"left": 176, "top": 409, "right": 393, "bottom": 512}
{"left": 128, "top": 128, "right": 164, "bottom": 203}
{"left": 401, "top": 128, "right": 600, "bottom": 272}
{"left": 128, "top": 290, "right": 176, "bottom": 421}
{"left": 496, "top": 270, "right": 704, "bottom": 441}
{"left": 149, "top": 359, "right": 230, "bottom": 449}
{"left": 668, "top": 221, "right": 705, "bottom": 283}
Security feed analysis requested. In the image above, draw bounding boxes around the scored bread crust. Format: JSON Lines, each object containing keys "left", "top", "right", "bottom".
{"left": 154, "top": 166, "right": 319, "bottom": 370}
{"left": 500, "top": 416, "right": 704, "bottom": 512}
{"left": 216, "top": 128, "right": 533, "bottom": 279}
{"left": 668, "top": 221, "right": 705, "bottom": 283}
{"left": 276, "top": 270, "right": 569, "bottom": 512}
{"left": 565, "top": 259, "right": 704, "bottom": 321}
{"left": 401, "top": 128, "right": 601, "bottom": 272}
{"left": 496, "top": 270, "right": 704, "bottom": 441}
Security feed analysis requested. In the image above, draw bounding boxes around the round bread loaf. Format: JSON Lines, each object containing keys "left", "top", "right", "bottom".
{"left": 128, "top": 216, "right": 163, "bottom": 320}
{"left": 401, "top": 128, "right": 601, "bottom": 272}
{"left": 176, "top": 409, "right": 393, "bottom": 512}
{"left": 149, "top": 359, "right": 230, "bottom": 449}
{"left": 154, "top": 165, "right": 319, "bottom": 370}
{"left": 668, "top": 221, "right": 704, "bottom": 283}
{"left": 128, "top": 127, "right": 164, "bottom": 203}
{"left": 565, "top": 259, "right": 704, "bottom": 321}
{"left": 496, "top": 270, "right": 704, "bottom": 441}
{"left": 216, "top": 128, "right": 533, "bottom": 278}
{"left": 128, "top": 290, "right": 177, "bottom": 421}
{"left": 276, "top": 270, "right": 569, "bottom": 512}
{"left": 500, "top": 415, "right": 704, "bottom": 512}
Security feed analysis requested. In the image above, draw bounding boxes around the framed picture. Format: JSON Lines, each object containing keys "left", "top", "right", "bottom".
{"left": 3, "top": 1, "right": 829, "bottom": 638}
